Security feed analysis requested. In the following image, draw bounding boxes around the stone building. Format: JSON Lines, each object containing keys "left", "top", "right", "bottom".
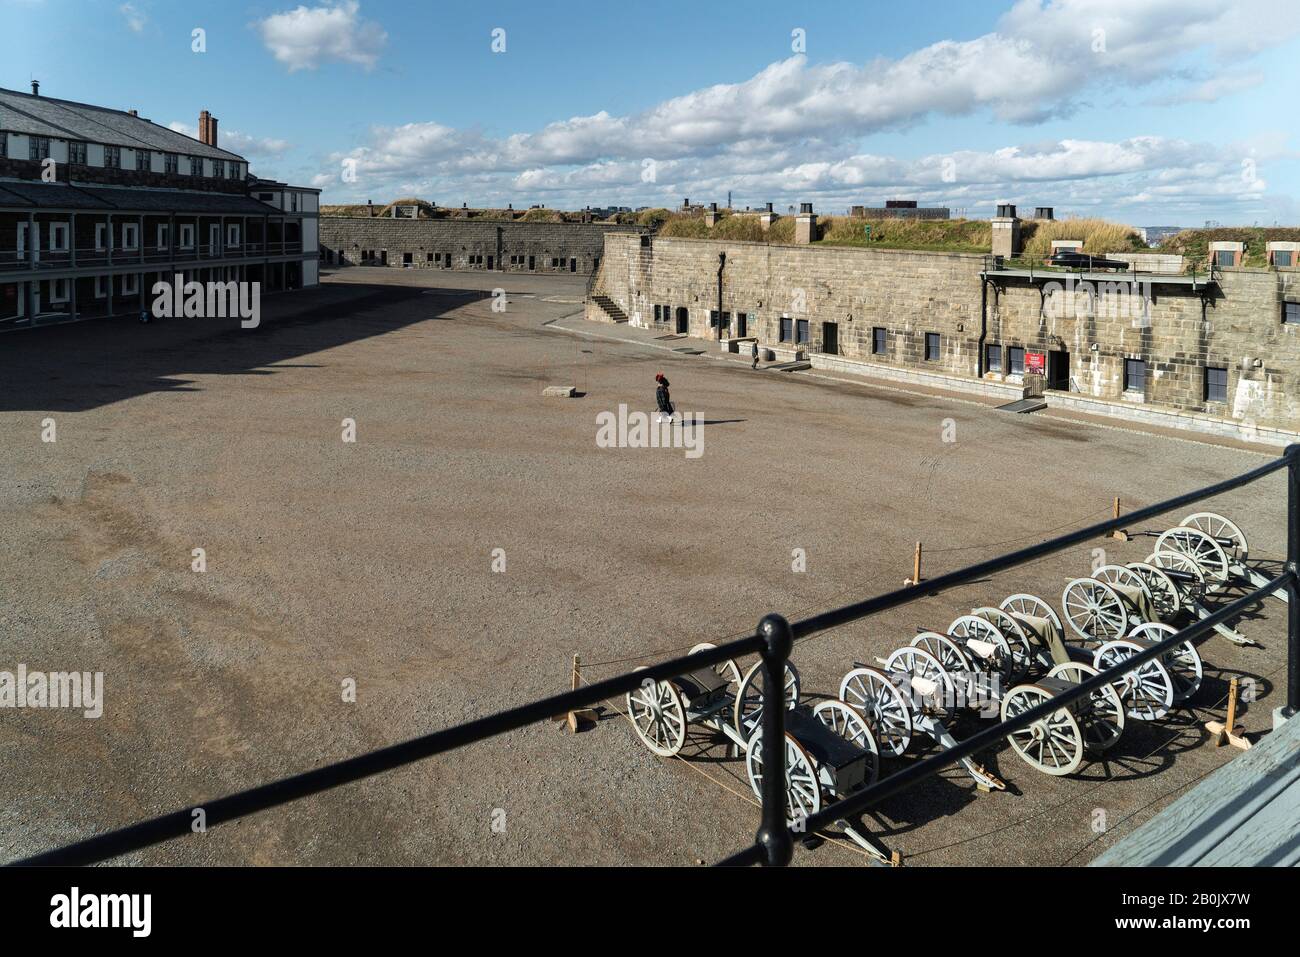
{"left": 587, "top": 231, "right": 1300, "bottom": 444}
{"left": 318, "top": 217, "right": 645, "bottom": 274}
{"left": 0, "top": 84, "right": 319, "bottom": 330}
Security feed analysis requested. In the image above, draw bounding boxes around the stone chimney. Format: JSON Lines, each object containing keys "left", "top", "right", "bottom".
{"left": 991, "top": 203, "right": 1021, "bottom": 258}
{"left": 760, "top": 201, "right": 777, "bottom": 232}
{"left": 704, "top": 202, "right": 720, "bottom": 227}
{"left": 30, "top": 80, "right": 40, "bottom": 96}
{"left": 198, "top": 110, "right": 219, "bottom": 148}
{"left": 795, "top": 202, "right": 817, "bottom": 244}
{"left": 1034, "top": 206, "right": 1054, "bottom": 221}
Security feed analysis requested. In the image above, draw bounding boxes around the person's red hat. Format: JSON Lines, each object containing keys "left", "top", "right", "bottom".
{"left": 655, "top": 372, "right": 664, "bottom": 381}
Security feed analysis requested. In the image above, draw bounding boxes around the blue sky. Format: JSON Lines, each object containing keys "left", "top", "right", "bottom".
{"left": 2, "top": 0, "right": 1298, "bottom": 225}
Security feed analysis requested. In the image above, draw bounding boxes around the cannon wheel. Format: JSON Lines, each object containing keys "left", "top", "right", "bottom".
{"left": 813, "top": 700, "right": 880, "bottom": 787}
{"left": 1046, "top": 662, "right": 1125, "bottom": 752}
{"left": 1126, "top": 562, "right": 1181, "bottom": 620}
{"left": 839, "top": 666, "right": 913, "bottom": 758}
{"left": 1181, "top": 512, "right": 1249, "bottom": 563}
{"left": 688, "top": 642, "right": 742, "bottom": 688}
{"left": 1001, "top": 683, "right": 1084, "bottom": 776}
{"left": 948, "top": 614, "right": 1016, "bottom": 686}
{"left": 1093, "top": 640, "right": 1174, "bottom": 720}
{"left": 1156, "top": 527, "right": 1231, "bottom": 591}
{"left": 1095, "top": 565, "right": 1154, "bottom": 605}
{"left": 971, "top": 607, "right": 1034, "bottom": 682}
{"left": 625, "top": 668, "right": 687, "bottom": 757}
{"left": 1000, "top": 593, "right": 1063, "bottom": 634}
{"left": 912, "top": 631, "right": 972, "bottom": 675}
{"left": 1148, "top": 549, "right": 1206, "bottom": 601}
{"left": 746, "top": 729, "right": 821, "bottom": 824}
{"left": 1062, "top": 578, "right": 1130, "bottom": 643}
{"left": 1129, "top": 622, "right": 1203, "bottom": 704}
{"left": 885, "top": 646, "right": 955, "bottom": 713}
{"left": 734, "top": 659, "right": 800, "bottom": 738}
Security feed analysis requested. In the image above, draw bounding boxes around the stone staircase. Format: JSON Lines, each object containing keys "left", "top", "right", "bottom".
{"left": 591, "top": 294, "right": 629, "bottom": 323}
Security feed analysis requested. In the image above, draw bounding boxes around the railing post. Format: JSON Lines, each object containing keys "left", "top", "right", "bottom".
{"left": 755, "top": 613, "right": 794, "bottom": 867}
{"left": 1285, "top": 445, "right": 1300, "bottom": 722}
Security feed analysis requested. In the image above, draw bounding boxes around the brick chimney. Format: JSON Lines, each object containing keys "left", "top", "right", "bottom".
{"left": 198, "top": 110, "right": 218, "bottom": 148}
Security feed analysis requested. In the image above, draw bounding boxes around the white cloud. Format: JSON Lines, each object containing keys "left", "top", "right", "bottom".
{"left": 119, "top": 3, "right": 146, "bottom": 33}
{"left": 313, "top": 0, "right": 1298, "bottom": 221}
{"left": 256, "top": 0, "right": 387, "bottom": 72}
{"left": 168, "top": 122, "right": 291, "bottom": 158}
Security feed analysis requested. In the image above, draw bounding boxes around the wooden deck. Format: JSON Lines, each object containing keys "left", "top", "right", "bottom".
{"left": 1091, "top": 715, "right": 1300, "bottom": 866}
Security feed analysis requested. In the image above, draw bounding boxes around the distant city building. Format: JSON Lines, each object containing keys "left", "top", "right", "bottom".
{"left": 1138, "top": 226, "right": 1185, "bottom": 247}
{"left": 850, "top": 199, "right": 950, "bottom": 220}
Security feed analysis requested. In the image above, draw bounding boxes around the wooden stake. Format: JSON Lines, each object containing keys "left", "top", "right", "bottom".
{"left": 1205, "top": 676, "right": 1251, "bottom": 750}
{"left": 1110, "top": 495, "right": 1130, "bottom": 541}
{"left": 562, "top": 654, "right": 598, "bottom": 733}
{"left": 905, "top": 541, "right": 922, "bottom": 586}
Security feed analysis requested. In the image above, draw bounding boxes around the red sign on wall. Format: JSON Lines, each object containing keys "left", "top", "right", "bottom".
{"left": 1026, "top": 352, "right": 1046, "bottom": 374}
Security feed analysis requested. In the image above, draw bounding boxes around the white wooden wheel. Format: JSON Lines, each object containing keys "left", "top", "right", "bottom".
{"left": 885, "top": 646, "right": 955, "bottom": 713}
{"left": 733, "top": 659, "right": 800, "bottom": 737}
{"left": 1181, "top": 512, "right": 1249, "bottom": 563}
{"left": 1095, "top": 564, "right": 1154, "bottom": 604}
{"left": 625, "top": 668, "right": 687, "bottom": 757}
{"left": 688, "top": 642, "right": 742, "bottom": 688}
{"left": 1125, "top": 562, "right": 1181, "bottom": 619}
{"left": 1062, "top": 578, "right": 1130, "bottom": 643}
{"left": 912, "top": 631, "right": 972, "bottom": 675}
{"left": 838, "top": 666, "right": 913, "bottom": 758}
{"left": 746, "top": 729, "right": 822, "bottom": 824}
{"left": 1156, "top": 527, "right": 1231, "bottom": 590}
{"left": 813, "top": 700, "right": 880, "bottom": 786}
{"left": 948, "top": 614, "right": 1016, "bottom": 686}
{"left": 1128, "top": 622, "right": 1203, "bottom": 704}
{"left": 1046, "top": 662, "right": 1126, "bottom": 752}
{"left": 1000, "top": 593, "right": 1063, "bottom": 633}
{"left": 1148, "top": 549, "right": 1206, "bottom": 601}
{"left": 971, "top": 607, "right": 1034, "bottom": 681}
{"left": 1001, "top": 683, "right": 1084, "bottom": 776}
{"left": 1093, "top": 640, "right": 1174, "bottom": 720}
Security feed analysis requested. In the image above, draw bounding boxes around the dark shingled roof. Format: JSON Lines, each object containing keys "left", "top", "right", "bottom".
{"left": 0, "top": 181, "right": 279, "bottom": 215}
{"left": 0, "top": 87, "right": 245, "bottom": 163}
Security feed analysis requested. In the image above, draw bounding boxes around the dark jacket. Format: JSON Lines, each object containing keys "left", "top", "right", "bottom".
{"left": 655, "top": 382, "right": 673, "bottom": 413}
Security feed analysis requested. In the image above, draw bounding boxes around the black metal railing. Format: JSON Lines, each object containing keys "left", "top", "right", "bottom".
{"left": 11, "top": 447, "right": 1299, "bottom": 868}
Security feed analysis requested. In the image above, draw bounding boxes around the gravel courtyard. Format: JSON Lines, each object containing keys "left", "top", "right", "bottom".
{"left": 0, "top": 265, "right": 1289, "bottom": 866}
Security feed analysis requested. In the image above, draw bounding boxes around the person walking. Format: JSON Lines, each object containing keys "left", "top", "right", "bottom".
{"left": 750, "top": 340, "right": 759, "bottom": 370}
{"left": 654, "top": 372, "right": 675, "bottom": 424}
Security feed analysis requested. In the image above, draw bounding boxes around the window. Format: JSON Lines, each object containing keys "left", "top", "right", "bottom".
{"left": 1284, "top": 301, "right": 1300, "bottom": 325}
{"left": 1008, "top": 347, "right": 1026, "bottom": 375}
{"left": 872, "top": 327, "right": 887, "bottom": 355}
{"left": 180, "top": 224, "right": 195, "bottom": 249}
{"left": 795, "top": 319, "right": 809, "bottom": 345}
{"left": 226, "top": 225, "right": 240, "bottom": 248}
{"left": 68, "top": 141, "right": 86, "bottom": 165}
{"left": 925, "top": 332, "right": 941, "bottom": 361}
{"left": 1214, "top": 250, "right": 1235, "bottom": 267}
{"left": 157, "top": 224, "right": 169, "bottom": 250}
{"left": 136, "top": 149, "right": 151, "bottom": 171}
{"left": 94, "top": 276, "right": 106, "bottom": 298}
{"left": 164, "top": 152, "right": 178, "bottom": 175}
{"left": 51, "top": 278, "right": 70, "bottom": 302}
{"left": 229, "top": 162, "right": 241, "bottom": 180}
{"left": 779, "top": 317, "right": 793, "bottom": 343}
{"left": 95, "top": 223, "right": 108, "bottom": 251}
{"left": 121, "top": 274, "right": 138, "bottom": 296}
{"left": 122, "top": 223, "right": 139, "bottom": 250}
{"left": 29, "top": 136, "right": 51, "bottom": 161}
{"left": 0, "top": 131, "right": 6, "bottom": 158}
{"left": 48, "top": 223, "right": 69, "bottom": 252}
{"left": 1124, "top": 358, "right": 1146, "bottom": 394}
{"left": 104, "top": 145, "right": 121, "bottom": 169}
{"left": 1204, "top": 366, "right": 1228, "bottom": 403}
{"left": 290, "top": 192, "right": 299, "bottom": 212}
{"left": 189, "top": 156, "right": 203, "bottom": 176}
{"left": 1275, "top": 250, "right": 1295, "bottom": 267}
{"left": 986, "top": 343, "right": 1002, "bottom": 373}
{"left": 213, "top": 159, "right": 225, "bottom": 178}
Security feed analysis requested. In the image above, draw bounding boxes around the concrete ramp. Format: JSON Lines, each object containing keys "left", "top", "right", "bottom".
{"left": 766, "top": 361, "right": 813, "bottom": 372}
{"left": 996, "top": 397, "right": 1047, "bottom": 414}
